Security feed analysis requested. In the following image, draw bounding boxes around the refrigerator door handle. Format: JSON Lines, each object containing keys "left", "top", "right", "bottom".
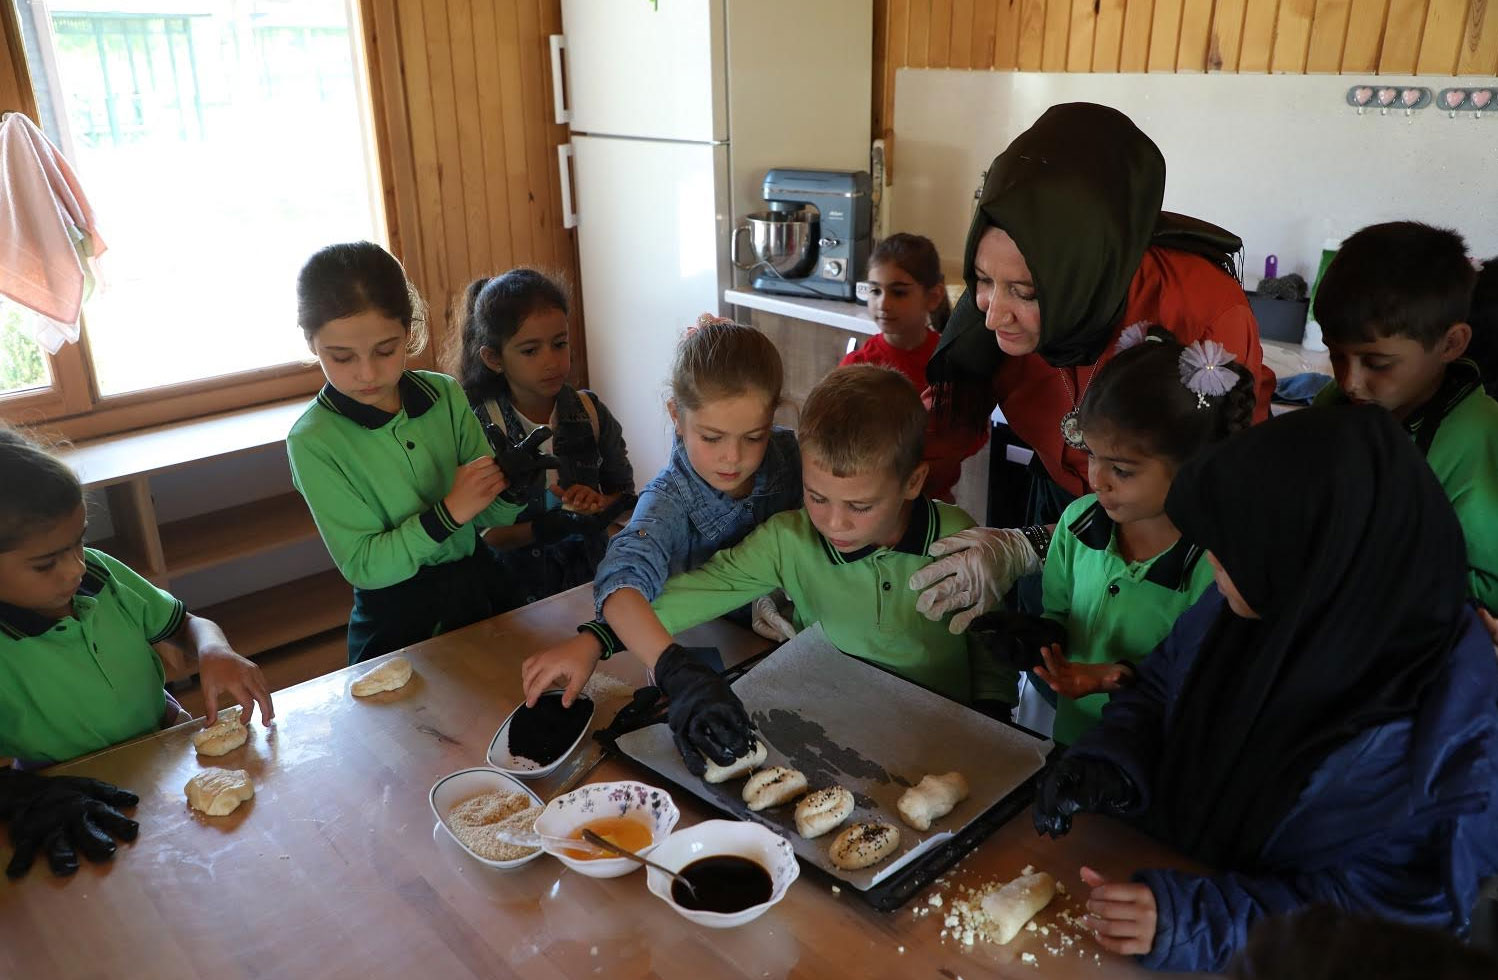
{"left": 557, "top": 143, "right": 577, "bottom": 229}
{"left": 548, "top": 34, "right": 571, "bottom": 125}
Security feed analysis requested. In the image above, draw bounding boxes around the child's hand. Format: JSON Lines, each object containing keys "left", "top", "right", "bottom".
{"left": 446, "top": 457, "right": 508, "bottom": 524}
{"left": 1033, "top": 644, "right": 1130, "bottom": 700}
{"left": 521, "top": 633, "right": 604, "bottom": 707}
{"left": 198, "top": 648, "right": 275, "bottom": 726}
{"left": 550, "top": 483, "right": 606, "bottom": 515}
{"left": 1080, "top": 866, "right": 1157, "bottom": 956}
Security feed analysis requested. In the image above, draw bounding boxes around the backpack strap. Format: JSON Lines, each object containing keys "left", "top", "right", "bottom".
{"left": 575, "top": 389, "right": 601, "bottom": 443}
{"left": 481, "top": 397, "right": 510, "bottom": 441}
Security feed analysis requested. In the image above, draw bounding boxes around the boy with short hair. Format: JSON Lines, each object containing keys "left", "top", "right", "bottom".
{"left": 1313, "top": 221, "right": 1498, "bottom": 611}
{"left": 580, "top": 366, "right": 1013, "bottom": 769}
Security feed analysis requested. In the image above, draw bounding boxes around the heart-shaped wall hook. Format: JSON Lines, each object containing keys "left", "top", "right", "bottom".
{"left": 1443, "top": 89, "right": 1466, "bottom": 110}
{"left": 1472, "top": 90, "right": 1493, "bottom": 110}
{"left": 1353, "top": 86, "right": 1374, "bottom": 106}
{"left": 1377, "top": 87, "right": 1399, "bottom": 106}
{"left": 1402, "top": 88, "right": 1423, "bottom": 107}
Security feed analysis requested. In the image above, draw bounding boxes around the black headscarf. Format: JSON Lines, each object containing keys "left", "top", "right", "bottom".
{"left": 928, "top": 103, "right": 1166, "bottom": 392}
{"left": 1154, "top": 404, "right": 1469, "bottom": 868}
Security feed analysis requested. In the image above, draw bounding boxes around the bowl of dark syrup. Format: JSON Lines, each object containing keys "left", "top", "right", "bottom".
{"left": 645, "top": 819, "right": 799, "bottom": 928}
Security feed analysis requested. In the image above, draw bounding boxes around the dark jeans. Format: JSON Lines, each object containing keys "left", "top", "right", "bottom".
{"left": 346, "top": 549, "right": 517, "bottom": 665}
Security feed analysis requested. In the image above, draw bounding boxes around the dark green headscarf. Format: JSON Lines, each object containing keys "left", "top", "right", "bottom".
{"left": 928, "top": 103, "right": 1167, "bottom": 396}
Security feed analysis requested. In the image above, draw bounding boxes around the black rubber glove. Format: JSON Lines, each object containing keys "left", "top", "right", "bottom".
{"left": 1, "top": 768, "right": 140, "bottom": 879}
{"left": 1032, "top": 754, "right": 1137, "bottom": 839}
{"left": 653, "top": 643, "right": 753, "bottom": 777}
{"left": 968, "top": 610, "right": 1069, "bottom": 671}
{"left": 484, "top": 424, "right": 564, "bottom": 504}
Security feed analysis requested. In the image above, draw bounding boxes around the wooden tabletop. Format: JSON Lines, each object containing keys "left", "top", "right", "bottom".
{"left": 0, "top": 586, "right": 1213, "bottom": 980}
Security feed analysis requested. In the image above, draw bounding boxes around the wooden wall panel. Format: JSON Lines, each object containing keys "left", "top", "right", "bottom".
{"left": 875, "top": 0, "right": 1497, "bottom": 88}
{"left": 363, "top": 0, "right": 581, "bottom": 379}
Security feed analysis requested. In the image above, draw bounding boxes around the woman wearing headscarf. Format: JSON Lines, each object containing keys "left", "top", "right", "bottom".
{"left": 1032, "top": 405, "right": 1498, "bottom": 973}
{"left": 911, "top": 102, "right": 1276, "bottom": 632}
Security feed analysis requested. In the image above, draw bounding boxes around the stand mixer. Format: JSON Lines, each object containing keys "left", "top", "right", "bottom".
{"left": 731, "top": 169, "right": 872, "bottom": 301}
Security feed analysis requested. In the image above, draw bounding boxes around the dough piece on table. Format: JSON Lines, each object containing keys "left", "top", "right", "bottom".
{"left": 185, "top": 768, "right": 255, "bottom": 817}
{"left": 794, "top": 786, "right": 855, "bottom": 838}
{"left": 828, "top": 822, "right": 901, "bottom": 871}
{"left": 191, "top": 707, "right": 247, "bottom": 757}
{"left": 351, "top": 656, "right": 413, "bottom": 697}
{"left": 980, "top": 871, "right": 1057, "bottom": 944}
{"left": 896, "top": 771, "right": 969, "bottom": 831}
{"left": 702, "top": 740, "right": 767, "bottom": 784}
{"left": 742, "top": 766, "right": 808, "bottom": 811}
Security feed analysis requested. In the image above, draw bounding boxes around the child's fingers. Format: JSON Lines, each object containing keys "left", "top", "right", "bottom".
{"left": 1093, "top": 932, "right": 1151, "bottom": 957}
{"left": 1079, "top": 865, "right": 1109, "bottom": 887}
{"left": 1086, "top": 896, "right": 1146, "bottom": 919}
{"left": 561, "top": 669, "right": 588, "bottom": 708}
{"left": 1032, "top": 664, "right": 1060, "bottom": 692}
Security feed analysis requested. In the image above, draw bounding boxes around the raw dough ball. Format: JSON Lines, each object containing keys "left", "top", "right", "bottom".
{"left": 980, "top": 871, "right": 1057, "bottom": 944}
{"left": 191, "top": 707, "right": 247, "bottom": 757}
{"left": 896, "top": 771, "right": 970, "bottom": 832}
{"left": 351, "top": 656, "right": 413, "bottom": 697}
{"left": 185, "top": 768, "right": 254, "bottom": 817}
{"left": 742, "top": 766, "right": 808, "bottom": 811}
{"left": 702, "top": 740, "right": 766, "bottom": 784}
{"left": 828, "top": 822, "right": 900, "bottom": 871}
{"left": 794, "top": 786, "right": 855, "bottom": 839}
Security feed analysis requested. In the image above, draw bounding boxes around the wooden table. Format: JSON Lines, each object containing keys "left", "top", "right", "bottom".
{"left": 0, "top": 586, "right": 1212, "bottom": 980}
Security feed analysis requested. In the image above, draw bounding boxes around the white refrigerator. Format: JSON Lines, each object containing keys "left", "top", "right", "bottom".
{"left": 553, "top": 0, "right": 872, "bottom": 482}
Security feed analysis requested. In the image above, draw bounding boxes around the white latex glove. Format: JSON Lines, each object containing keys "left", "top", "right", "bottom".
{"left": 751, "top": 594, "right": 798, "bottom": 643}
{"left": 908, "top": 527, "right": 1041, "bottom": 634}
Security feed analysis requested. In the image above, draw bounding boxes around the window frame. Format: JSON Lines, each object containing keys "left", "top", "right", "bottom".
{"left": 0, "top": 0, "right": 399, "bottom": 441}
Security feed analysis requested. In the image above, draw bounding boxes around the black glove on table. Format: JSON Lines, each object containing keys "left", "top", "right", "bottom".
{"left": 0, "top": 768, "right": 140, "bottom": 879}
{"left": 484, "top": 424, "right": 564, "bottom": 504}
{"left": 1032, "top": 754, "right": 1137, "bottom": 839}
{"left": 968, "top": 610, "right": 1069, "bottom": 671}
{"left": 653, "top": 643, "right": 753, "bottom": 777}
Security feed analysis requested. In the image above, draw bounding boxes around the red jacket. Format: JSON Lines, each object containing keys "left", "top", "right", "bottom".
{"left": 925, "top": 247, "right": 1275, "bottom": 501}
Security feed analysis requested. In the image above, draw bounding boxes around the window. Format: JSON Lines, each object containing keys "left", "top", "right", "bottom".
{"left": 4, "top": 0, "right": 382, "bottom": 422}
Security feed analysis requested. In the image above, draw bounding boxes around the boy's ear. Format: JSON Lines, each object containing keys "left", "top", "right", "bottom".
{"left": 904, "top": 461, "right": 929, "bottom": 499}
{"left": 1438, "top": 322, "right": 1472, "bottom": 363}
{"left": 479, "top": 345, "right": 505, "bottom": 374}
{"left": 925, "top": 284, "right": 946, "bottom": 313}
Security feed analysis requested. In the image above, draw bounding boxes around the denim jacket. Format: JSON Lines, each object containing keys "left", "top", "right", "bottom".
{"left": 592, "top": 426, "right": 802, "bottom": 616}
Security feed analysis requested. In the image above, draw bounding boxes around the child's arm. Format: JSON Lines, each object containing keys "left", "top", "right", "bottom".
{"left": 288, "top": 439, "right": 504, "bottom": 590}
{"left": 172, "top": 614, "right": 274, "bottom": 726}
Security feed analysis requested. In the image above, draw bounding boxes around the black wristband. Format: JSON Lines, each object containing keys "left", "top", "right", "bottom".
{"left": 1020, "top": 524, "right": 1052, "bottom": 564}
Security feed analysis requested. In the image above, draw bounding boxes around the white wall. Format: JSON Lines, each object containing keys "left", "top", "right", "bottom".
{"left": 889, "top": 71, "right": 1498, "bottom": 289}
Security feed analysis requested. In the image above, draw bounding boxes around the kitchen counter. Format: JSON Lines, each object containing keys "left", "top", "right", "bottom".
{"left": 725, "top": 288, "right": 878, "bottom": 336}
{"left": 0, "top": 585, "right": 1211, "bottom": 980}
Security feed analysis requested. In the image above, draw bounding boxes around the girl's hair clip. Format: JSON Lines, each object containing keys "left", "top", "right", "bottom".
{"left": 1179, "top": 340, "right": 1238, "bottom": 407}
{"left": 1115, "top": 322, "right": 1165, "bottom": 353}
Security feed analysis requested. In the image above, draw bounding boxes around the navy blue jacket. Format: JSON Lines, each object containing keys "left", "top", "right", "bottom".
{"left": 1070, "top": 587, "right": 1498, "bottom": 972}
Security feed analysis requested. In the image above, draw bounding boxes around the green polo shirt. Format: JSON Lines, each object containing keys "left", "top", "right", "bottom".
{"left": 588, "top": 498, "right": 1008, "bottom": 704}
{"left": 1316, "top": 362, "right": 1498, "bottom": 610}
{"left": 0, "top": 549, "right": 181, "bottom": 764}
{"left": 287, "top": 371, "right": 523, "bottom": 591}
{"left": 1041, "top": 494, "right": 1215, "bottom": 745}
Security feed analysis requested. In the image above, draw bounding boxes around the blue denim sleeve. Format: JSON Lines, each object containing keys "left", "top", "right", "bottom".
{"left": 592, "top": 486, "right": 685, "bottom": 617}
{"left": 587, "top": 390, "right": 635, "bottom": 495}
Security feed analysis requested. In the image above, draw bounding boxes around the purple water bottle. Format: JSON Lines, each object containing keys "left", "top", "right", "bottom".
{"left": 1264, "top": 254, "right": 1278, "bottom": 280}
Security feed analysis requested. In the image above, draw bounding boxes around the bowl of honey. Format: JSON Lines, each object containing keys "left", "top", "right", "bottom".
{"left": 644, "top": 820, "right": 800, "bottom": 928}
{"left": 533, "top": 780, "right": 680, "bottom": 878}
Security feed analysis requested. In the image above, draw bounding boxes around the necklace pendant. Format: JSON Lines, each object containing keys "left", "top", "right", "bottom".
{"left": 1060, "top": 409, "right": 1086, "bottom": 449}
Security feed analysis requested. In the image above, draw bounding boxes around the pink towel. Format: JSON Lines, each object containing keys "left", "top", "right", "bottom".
{"left": 0, "top": 112, "right": 106, "bottom": 352}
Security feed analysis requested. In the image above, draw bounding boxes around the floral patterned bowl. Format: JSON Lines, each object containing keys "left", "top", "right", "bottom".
{"left": 645, "top": 820, "right": 800, "bottom": 928}
{"left": 533, "top": 780, "right": 680, "bottom": 878}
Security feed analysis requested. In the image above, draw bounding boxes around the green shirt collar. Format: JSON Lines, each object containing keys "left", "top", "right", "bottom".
{"left": 0, "top": 554, "right": 112, "bottom": 639}
{"left": 1067, "top": 499, "right": 1204, "bottom": 590}
{"left": 819, "top": 496, "right": 939, "bottom": 565}
{"left": 316, "top": 371, "right": 440, "bottom": 430}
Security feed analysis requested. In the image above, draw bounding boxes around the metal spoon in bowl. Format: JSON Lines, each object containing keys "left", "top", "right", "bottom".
{"left": 580, "top": 829, "right": 697, "bottom": 898}
{"left": 487, "top": 826, "right": 609, "bottom": 853}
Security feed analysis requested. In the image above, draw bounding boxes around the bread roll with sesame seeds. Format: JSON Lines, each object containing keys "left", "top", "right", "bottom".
{"left": 828, "top": 821, "right": 901, "bottom": 870}
{"left": 741, "top": 766, "right": 808, "bottom": 811}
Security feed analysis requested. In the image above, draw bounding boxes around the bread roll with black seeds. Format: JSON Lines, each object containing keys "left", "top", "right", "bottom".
{"left": 741, "top": 766, "right": 808, "bottom": 811}
{"left": 828, "top": 821, "right": 900, "bottom": 870}
{"left": 794, "top": 786, "right": 855, "bottom": 838}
